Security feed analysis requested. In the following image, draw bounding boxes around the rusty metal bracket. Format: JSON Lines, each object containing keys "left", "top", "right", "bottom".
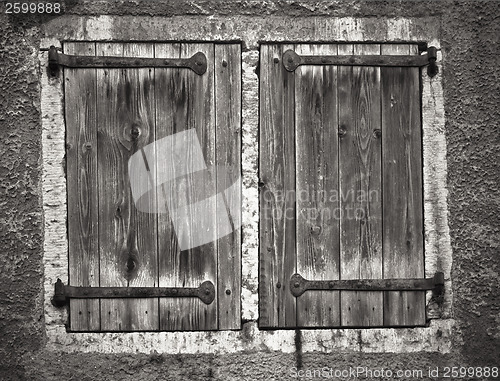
{"left": 47, "top": 45, "right": 207, "bottom": 76}
{"left": 282, "top": 46, "right": 439, "bottom": 77}
{"left": 290, "top": 272, "right": 445, "bottom": 297}
{"left": 426, "top": 46, "right": 439, "bottom": 77}
{"left": 51, "top": 278, "right": 215, "bottom": 307}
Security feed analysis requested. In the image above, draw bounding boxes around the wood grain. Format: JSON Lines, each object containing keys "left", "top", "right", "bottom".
{"left": 155, "top": 42, "right": 184, "bottom": 330}
{"left": 259, "top": 43, "right": 425, "bottom": 328}
{"left": 259, "top": 44, "right": 296, "bottom": 328}
{"left": 97, "top": 43, "right": 159, "bottom": 331}
{"left": 215, "top": 44, "right": 242, "bottom": 330}
{"left": 157, "top": 43, "right": 218, "bottom": 331}
{"left": 65, "top": 42, "right": 239, "bottom": 331}
{"left": 338, "top": 44, "right": 383, "bottom": 327}
{"left": 381, "top": 44, "right": 425, "bottom": 326}
{"left": 295, "top": 44, "right": 340, "bottom": 327}
{"left": 65, "top": 42, "right": 100, "bottom": 331}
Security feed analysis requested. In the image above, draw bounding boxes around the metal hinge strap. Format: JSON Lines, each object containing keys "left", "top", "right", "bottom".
{"left": 51, "top": 279, "right": 215, "bottom": 307}
{"left": 290, "top": 272, "right": 444, "bottom": 297}
{"left": 283, "top": 46, "right": 438, "bottom": 77}
{"left": 48, "top": 46, "right": 207, "bottom": 76}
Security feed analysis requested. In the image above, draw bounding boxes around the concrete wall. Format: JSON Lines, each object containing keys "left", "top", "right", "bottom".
{"left": 1, "top": 1, "right": 498, "bottom": 380}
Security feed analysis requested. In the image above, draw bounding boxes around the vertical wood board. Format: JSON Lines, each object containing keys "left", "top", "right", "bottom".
{"left": 97, "top": 42, "right": 159, "bottom": 331}
{"left": 259, "top": 44, "right": 297, "bottom": 328}
{"left": 65, "top": 42, "right": 100, "bottom": 331}
{"left": 215, "top": 44, "right": 242, "bottom": 330}
{"left": 338, "top": 44, "right": 383, "bottom": 327}
{"left": 295, "top": 44, "right": 340, "bottom": 327}
{"left": 381, "top": 44, "right": 425, "bottom": 326}
{"left": 156, "top": 43, "right": 218, "bottom": 331}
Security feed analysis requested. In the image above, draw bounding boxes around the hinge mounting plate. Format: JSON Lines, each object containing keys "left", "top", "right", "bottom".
{"left": 48, "top": 45, "right": 207, "bottom": 76}
{"left": 51, "top": 279, "right": 216, "bottom": 306}
{"left": 290, "top": 272, "right": 444, "bottom": 297}
{"left": 282, "top": 46, "right": 438, "bottom": 77}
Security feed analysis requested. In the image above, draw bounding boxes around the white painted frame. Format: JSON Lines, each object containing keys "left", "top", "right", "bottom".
{"left": 40, "top": 15, "right": 454, "bottom": 353}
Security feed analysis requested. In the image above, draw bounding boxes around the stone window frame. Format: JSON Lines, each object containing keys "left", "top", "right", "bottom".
{"left": 40, "top": 15, "right": 454, "bottom": 354}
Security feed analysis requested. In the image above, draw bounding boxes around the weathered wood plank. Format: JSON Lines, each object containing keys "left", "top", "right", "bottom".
{"left": 339, "top": 44, "right": 383, "bottom": 327}
{"left": 215, "top": 43, "right": 242, "bottom": 330}
{"left": 157, "top": 43, "right": 218, "bottom": 330}
{"left": 259, "top": 44, "right": 296, "bottom": 328}
{"left": 295, "top": 44, "right": 340, "bottom": 327}
{"left": 155, "top": 42, "right": 184, "bottom": 331}
{"left": 180, "top": 42, "right": 217, "bottom": 330}
{"left": 381, "top": 44, "right": 425, "bottom": 326}
{"left": 97, "top": 43, "right": 159, "bottom": 331}
{"left": 65, "top": 42, "right": 100, "bottom": 332}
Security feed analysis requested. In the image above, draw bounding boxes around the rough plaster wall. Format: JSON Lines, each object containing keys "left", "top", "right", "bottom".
{"left": 24, "top": 351, "right": 459, "bottom": 381}
{"left": 0, "top": 13, "right": 45, "bottom": 380}
{"left": 0, "top": 1, "right": 499, "bottom": 380}
{"left": 443, "top": 2, "right": 500, "bottom": 365}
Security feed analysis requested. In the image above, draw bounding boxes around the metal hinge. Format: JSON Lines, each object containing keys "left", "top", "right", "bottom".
{"left": 51, "top": 278, "right": 215, "bottom": 306}
{"left": 290, "top": 272, "right": 444, "bottom": 297}
{"left": 48, "top": 45, "right": 207, "bottom": 77}
{"left": 283, "top": 46, "right": 438, "bottom": 77}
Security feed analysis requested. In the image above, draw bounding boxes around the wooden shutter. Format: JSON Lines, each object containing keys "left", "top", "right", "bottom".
{"left": 259, "top": 43, "right": 424, "bottom": 328}
{"left": 65, "top": 42, "right": 241, "bottom": 331}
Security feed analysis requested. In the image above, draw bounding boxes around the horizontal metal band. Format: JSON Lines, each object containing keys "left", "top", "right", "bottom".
{"left": 51, "top": 279, "right": 215, "bottom": 306}
{"left": 48, "top": 46, "right": 207, "bottom": 75}
{"left": 283, "top": 47, "right": 438, "bottom": 76}
{"left": 290, "top": 272, "right": 444, "bottom": 297}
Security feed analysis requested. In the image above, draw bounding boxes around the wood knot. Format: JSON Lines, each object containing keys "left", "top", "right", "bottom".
{"left": 126, "top": 256, "right": 136, "bottom": 272}
{"left": 130, "top": 123, "right": 141, "bottom": 140}
{"left": 115, "top": 206, "right": 123, "bottom": 218}
{"left": 310, "top": 226, "right": 322, "bottom": 235}
{"left": 338, "top": 125, "right": 347, "bottom": 137}
{"left": 123, "top": 250, "right": 140, "bottom": 280}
